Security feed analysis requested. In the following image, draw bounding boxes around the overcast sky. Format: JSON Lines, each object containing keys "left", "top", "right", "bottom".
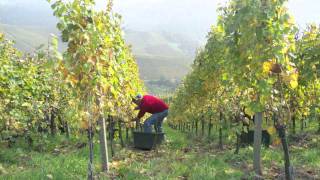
{"left": 1, "top": 0, "right": 320, "bottom": 41}
{"left": 109, "top": 0, "right": 320, "bottom": 41}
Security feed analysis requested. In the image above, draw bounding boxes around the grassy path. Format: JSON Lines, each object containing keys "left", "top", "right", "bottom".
{"left": 107, "top": 126, "right": 243, "bottom": 179}
{"left": 0, "top": 125, "right": 319, "bottom": 179}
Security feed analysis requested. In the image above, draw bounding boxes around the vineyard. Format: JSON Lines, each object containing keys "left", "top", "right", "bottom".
{"left": 0, "top": 0, "right": 319, "bottom": 180}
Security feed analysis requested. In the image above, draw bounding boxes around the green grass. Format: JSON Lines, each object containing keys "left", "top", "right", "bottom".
{"left": 0, "top": 124, "right": 319, "bottom": 179}
{"left": 0, "top": 135, "right": 92, "bottom": 180}
{"left": 109, "top": 126, "right": 243, "bottom": 180}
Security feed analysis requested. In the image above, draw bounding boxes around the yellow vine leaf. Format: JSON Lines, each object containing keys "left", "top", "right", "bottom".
{"left": 283, "top": 71, "right": 298, "bottom": 89}
{"left": 289, "top": 73, "right": 298, "bottom": 89}
{"left": 12, "top": 121, "right": 21, "bottom": 130}
{"left": 262, "top": 61, "right": 272, "bottom": 74}
{"left": 245, "top": 107, "right": 255, "bottom": 117}
{"left": 290, "top": 80, "right": 298, "bottom": 89}
{"left": 282, "top": 70, "right": 298, "bottom": 89}
{"left": 80, "top": 120, "right": 89, "bottom": 129}
{"left": 267, "top": 126, "right": 277, "bottom": 135}
{"left": 273, "top": 138, "right": 281, "bottom": 146}
{"left": 68, "top": 100, "right": 75, "bottom": 106}
{"left": 108, "top": 101, "right": 114, "bottom": 107}
{"left": 101, "top": 77, "right": 110, "bottom": 92}
{"left": 66, "top": 75, "right": 78, "bottom": 86}
{"left": 287, "top": 16, "right": 296, "bottom": 25}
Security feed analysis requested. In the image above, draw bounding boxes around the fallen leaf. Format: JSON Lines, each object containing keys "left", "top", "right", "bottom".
{"left": 46, "top": 174, "right": 53, "bottom": 179}
{"left": 0, "top": 164, "right": 8, "bottom": 175}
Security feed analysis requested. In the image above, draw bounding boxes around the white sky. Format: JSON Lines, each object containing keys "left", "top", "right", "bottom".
{"left": 1, "top": 0, "right": 320, "bottom": 41}
{"left": 111, "top": 0, "right": 320, "bottom": 25}
{"left": 107, "top": 0, "right": 320, "bottom": 41}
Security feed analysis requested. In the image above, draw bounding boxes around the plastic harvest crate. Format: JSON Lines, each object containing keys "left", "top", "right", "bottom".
{"left": 133, "top": 131, "right": 165, "bottom": 150}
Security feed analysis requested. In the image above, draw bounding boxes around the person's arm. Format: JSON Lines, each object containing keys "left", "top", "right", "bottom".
{"left": 137, "top": 100, "right": 146, "bottom": 118}
{"left": 132, "top": 102, "right": 146, "bottom": 121}
{"left": 132, "top": 110, "right": 146, "bottom": 122}
{"left": 137, "top": 109, "right": 146, "bottom": 119}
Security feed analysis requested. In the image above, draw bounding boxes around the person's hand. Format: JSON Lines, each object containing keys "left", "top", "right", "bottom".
{"left": 132, "top": 117, "right": 139, "bottom": 122}
{"left": 134, "top": 106, "right": 140, "bottom": 110}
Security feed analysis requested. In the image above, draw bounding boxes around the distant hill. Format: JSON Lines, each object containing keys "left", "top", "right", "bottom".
{"left": 125, "top": 30, "right": 198, "bottom": 58}
{"left": 124, "top": 30, "right": 197, "bottom": 80}
{"left": 0, "top": 23, "right": 65, "bottom": 52}
{"left": 0, "top": 1, "right": 200, "bottom": 94}
{"left": 0, "top": 23, "right": 196, "bottom": 81}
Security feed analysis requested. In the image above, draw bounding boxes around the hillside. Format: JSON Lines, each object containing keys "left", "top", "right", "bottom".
{"left": 124, "top": 30, "right": 196, "bottom": 80}
{"left": 0, "top": 23, "right": 195, "bottom": 83}
{"left": 0, "top": 0, "right": 202, "bottom": 94}
{"left": 0, "top": 23, "right": 65, "bottom": 52}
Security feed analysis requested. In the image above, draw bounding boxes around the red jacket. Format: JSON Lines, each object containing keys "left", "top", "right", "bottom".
{"left": 137, "top": 95, "right": 169, "bottom": 118}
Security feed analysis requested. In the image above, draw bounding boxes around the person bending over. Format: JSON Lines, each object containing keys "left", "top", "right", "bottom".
{"left": 132, "top": 94, "right": 169, "bottom": 133}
